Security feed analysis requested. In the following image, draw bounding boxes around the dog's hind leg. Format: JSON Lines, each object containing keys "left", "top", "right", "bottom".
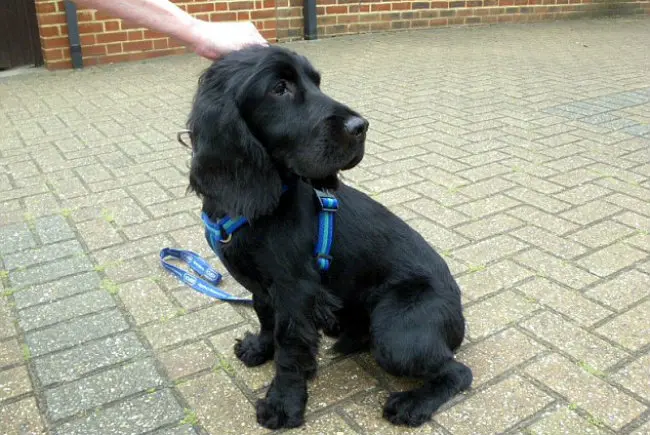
{"left": 235, "top": 293, "right": 275, "bottom": 366}
{"left": 369, "top": 277, "right": 472, "bottom": 427}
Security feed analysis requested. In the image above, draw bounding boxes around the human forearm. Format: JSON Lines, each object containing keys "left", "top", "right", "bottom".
{"left": 73, "top": 0, "right": 198, "bottom": 47}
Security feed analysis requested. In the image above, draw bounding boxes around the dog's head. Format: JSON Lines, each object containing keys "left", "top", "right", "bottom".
{"left": 187, "top": 45, "right": 368, "bottom": 219}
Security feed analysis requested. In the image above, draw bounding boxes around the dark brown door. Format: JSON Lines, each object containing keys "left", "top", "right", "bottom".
{"left": 0, "top": 0, "right": 43, "bottom": 70}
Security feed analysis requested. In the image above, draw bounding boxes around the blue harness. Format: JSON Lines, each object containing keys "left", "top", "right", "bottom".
{"left": 160, "top": 187, "right": 339, "bottom": 304}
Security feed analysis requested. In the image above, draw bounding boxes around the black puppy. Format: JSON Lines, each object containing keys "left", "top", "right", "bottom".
{"left": 187, "top": 45, "right": 472, "bottom": 429}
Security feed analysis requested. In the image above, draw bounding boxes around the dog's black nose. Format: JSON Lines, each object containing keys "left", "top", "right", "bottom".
{"left": 344, "top": 116, "right": 369, "bottom": 137}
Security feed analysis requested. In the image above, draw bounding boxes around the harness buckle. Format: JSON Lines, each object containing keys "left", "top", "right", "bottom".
{"left": 313, "top": 188, "right": 339, "bottom": 212}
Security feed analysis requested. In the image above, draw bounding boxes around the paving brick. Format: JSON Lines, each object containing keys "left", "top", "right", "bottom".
{"left": 305, "top": 359, "right": 378, "bottom": 413}
{"left": 17, "top": 289, "right": 115, "bottom": 332}
{"left": 209, "top": 325, "right": 275, "bottom": 391}
{"left": 606, "top": 193, "right": 650, "bottom": 217}
{"left": 435, "top": 375, "right": 553, "bottom": 435}
{"left": 525, "top": 354, "right": 646, "bottom": 431}
{"left": 585, "top": 270, "right": 650, "bottom": 311}
{"left": 75, "top": 218, "right": 124, "bottom": 251}
{"left": 506, "top": 205, "right": 579, "bottom": 236}
{"left": 406, "top": 219, "right": 469, "bottom": 252}
{"left": 34, "top": 331, "right": 147, "bottom": 386}
{"left": 127, "top": 181, "right": 171, "bottom": 206}
{"left": 343, "top": 391, "right": 441, "bottom": 435}
{"left": 452, "top": 234, "right": 528, "bottom": 266}
{"left": 577, "top": 242, "right": 647, "bottom": 277}
{"left": 454, "top": 214, "right": 524, "bottom": 242}
{"left": 53, "top": 389, "right": 184, "bottom": 435}
{"left": 408, "top": 181, "right": 469, "bottom": 207}
{"left": 456, "top": 259, "right": 534, "bottom": 300}
{"left": 512, "top": 226, "right": 587, "bottom": 260}
{"left": 13, "top": 271, "right": 101, "bottom": 309}
{"left": 456, "top": 328, "right": 545, "bottom": 387}
{"left": 34, "top": 215, "right": 75, "bottom": 244}
{"left": 404, "top": 197, "right": 471, "bottom": 227}
{"left": 506, "top": 187, "right": 571, "bottom": 213}
{"left": 522, "top": 310, "right": 627, "bottom": 371}
{"left": 117, "top": 278, "right": 177, "bottom": 325}
{"left": 3, "top": 239, "right": 84, "bottom": 271}
{"left": 25, "top": 309, "right": 129, "bottom": 357}
{"left": 517, "top": 278, "right": 612, "bottom": 327}
{"left": 596, "top": 301, "right": 650, "bottom": 352}
{"left": 0, "top": 397, "right": 45, "bottom": 435}
{"left": 92, "top": 234, "right": 173, "bottom": 265}
{"left": 464, "top": 290, "right": 538, "bottom": 340}
{"left": 0, "top": 365, "right": 32, "bottom": 402}
{"left": 0, "top": 338, "right": 23, "bottom": 368}
{"left": 455, "top": 194, "right": 520, "bottom": 219}
{"left": 631, "top": 421, "right": 650, "bottom": 435}
{"left": 45, "top": 358, "right": 164, "bottom": 421}
{"left": 610, "top": 354, "right": 650, "bottom": 403}
{"left": 0, "top": 223, "right": 36, "bottom": 255}
{"left": 158, "top": 340, "right": 215, "bottom": 380}
{"left": 569, "top": 220, "right": 637, "bottom": 249}
{"left": 177, "top": 371, "right": 266, "bottom": 435}
{"left": 615, "top": 211, "right": 650, "bottom": 232}
{"left": 122, "top": 213, "right": 196, "bottom": 240}
{"left": 525, "top": 405, "right": 609, "bottom": 435}
{"left": 142, "top": 304, "right": 244, "bottom": 349}
{"left": 9, "top": 255, "right": 94, "bottom": 289}
{"left": 515, "top": 249, "right": 598, "bottom": 290}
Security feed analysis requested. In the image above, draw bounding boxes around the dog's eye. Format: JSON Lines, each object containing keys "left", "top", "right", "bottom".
{"left": 272, "top": 80, "right": 288, "bottom": 96}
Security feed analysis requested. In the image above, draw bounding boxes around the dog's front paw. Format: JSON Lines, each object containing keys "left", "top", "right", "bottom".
{"left": 256, "top": 394, "right": 305, "bottom": 429}
{"left": 383, "top": 391, "right": 432, "bottom": 427}
{"left": 234, "top": 332, "right": 273, "bottom": 367}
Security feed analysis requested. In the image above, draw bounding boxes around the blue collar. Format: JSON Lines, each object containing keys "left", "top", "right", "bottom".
{"left": 201, "top": 186, "right": 339, "bottom": 272}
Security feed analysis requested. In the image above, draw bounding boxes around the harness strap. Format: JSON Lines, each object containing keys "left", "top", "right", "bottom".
{"left": 313, "top": 189, "right": 338, "bottom": 271}
{"left": 160, "top": 187, "right": 338, "bottom": 303}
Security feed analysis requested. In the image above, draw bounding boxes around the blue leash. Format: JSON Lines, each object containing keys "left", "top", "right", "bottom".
{"left": 159, "top": 188, "right": 338, "bottom": 304}
{"left": 159, "top": 248, "right": 254, "bottom": 304}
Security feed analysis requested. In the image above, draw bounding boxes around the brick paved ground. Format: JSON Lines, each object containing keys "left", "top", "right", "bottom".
{"left": 1, "top": 17, "right": 650, "bottom": 435}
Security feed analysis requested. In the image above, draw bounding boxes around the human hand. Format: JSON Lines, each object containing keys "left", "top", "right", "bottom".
{"left": 189, "top": 20, "right": 269, "bottom": 60}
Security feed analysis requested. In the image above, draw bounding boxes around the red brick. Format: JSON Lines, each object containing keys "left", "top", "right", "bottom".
{"left": 104, "top": 21, "right": 121, "bottom": 31}
{"left": 153, "top": 39, "right": 169, "bottom": 49}
{"left": 78, "top": 22, "right": 104, "bottom": 34}
{"left": 187, "top": 3, "right": 216, "bottom": 13}
{"left": 80, "top": 34, "right": 96, "bottom": 45}
{"left": 36, "top": 2, "right": 59, "bottom": 13}
{"left": 39, "top": 26, "right": 61, "bottom": 37}
{"left": 96, "top": 31, "right": 129, "bottom": 44}
{"left": 371, "top": 3, "right": 392, "bottom": 11}
{"left": 210, "top": 11, "right": 238, "bottom": 20}
{"left": 431, "top": 1, "right": 450, "bottom": 8}
{"left": 251, "top": 9, "right": 275, "bottom": 18}
{"left": 123, "top": 40, "right": 154, "bottom": 52}
{"left": 392, "top": 2, "right": 412, "bottom": 10}
{"left": 40, "top": 36, "right": 69, "bottom": 49}
{"left": 327, "top": 5, "right": 349, "bottom": 13}
{"left": 37, "top": 13, "right": 66, "bottom": 25}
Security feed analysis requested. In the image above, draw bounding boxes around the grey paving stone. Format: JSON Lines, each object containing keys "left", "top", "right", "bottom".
{"left": 142, "top": 304, "right": 244, "bottom": 349}
{"left": 75, "top": 219, "right": 124, "bottom": 251}
{"left": 517, "top": 278, "right": 612, "bottom": 327}
{"left": 522, "top": 310, "right": 627, "bottom": 372}
{"left": 0, "top": 365, "right": 32, "bottom": 402}
{"left": 0, "top": 223, "right": 36, "bottom": 255}
{"left": 405, "top": 219, "right": 469, "bottom": 252}
{"left": 0, "top": 397, "right": 45, "bottom": 435}
{"left": 512, "top": 226, "right": 587, "bottom": 260}
{"left": 9, "top": 255, "right": 94, "bottom": 289}
{"left": 577, "top": 243, "right": 647, "bottom": 278}
{"left": 456, "top": 328, "right": 546, "bottom": 387}
{"left": 525, "top": 353, "right": 646, "bottom": 431}
{"left": 34, "top": 215, "right": 75, "bottom": 244}
{"left": 25, "top": 309, "right": 129, "bottom": 357}
{"left": 34, "top": 331, "right": 147, "bottom": 386}
{"left": 456, "top": 259, "right": 534, "bottom": 301}
{"left": 515, "top": 249, "right": 599, "bottom": 290}
{"left": 52, "top": 389, "right": 184, "bottom": 435}
{"left": 17, "top": 289, "right": 115, "bottom": 332}
{"left": 525, "top": 405, "right": 609, "bottom": 435}
{"left": 177, "top": 371, "right": 267, "bottom": 435}
{"left": 596, "top": 300, "right": 650, "bottom": 352}
{"left": 0, "top": 338, "right": 24, "bottom": 368}
{"left": 585, "top": 269, "right": 650, "bottom": 311}
{"left": 463, "top": 290, "right": 538, "bottom": 340}
{"left": 45, "top": 357, "right": 164, "bottom": 421}
{"left": 452, "top": 234, "right": 528, "bottom": 266}
{"left": 13, "top": 271, "right": 101, "bottom": 309}
{"left": 3, "top": 239, "right": 84, "bottom": 271}
{"left": 435, "top": 375, "right": 553, "bottom": 435}
{"left": 158, "top": 340, "right": 215, "bottom": 380}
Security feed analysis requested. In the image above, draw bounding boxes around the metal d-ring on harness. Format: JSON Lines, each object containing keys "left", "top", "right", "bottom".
{"left": 159, "top": 130, "right": 339, "bottom": 304}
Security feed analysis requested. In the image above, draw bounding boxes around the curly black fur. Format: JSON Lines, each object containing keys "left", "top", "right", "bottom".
{"left": 187, "top": 45, "right": 472, "bottom": 430}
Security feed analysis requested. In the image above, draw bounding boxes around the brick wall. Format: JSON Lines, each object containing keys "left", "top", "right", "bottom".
{"left": 35, "top": 0, "right": 649, "bottom": 70}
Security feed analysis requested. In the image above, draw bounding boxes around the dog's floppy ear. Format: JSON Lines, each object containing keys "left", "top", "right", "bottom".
{"left": 188, "top": 70, "right": 282, "bottom": 220}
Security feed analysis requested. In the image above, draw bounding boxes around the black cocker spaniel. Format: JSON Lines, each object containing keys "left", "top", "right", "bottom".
{"left": 186, "top": 45, "right": 472, "bottom": 430}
